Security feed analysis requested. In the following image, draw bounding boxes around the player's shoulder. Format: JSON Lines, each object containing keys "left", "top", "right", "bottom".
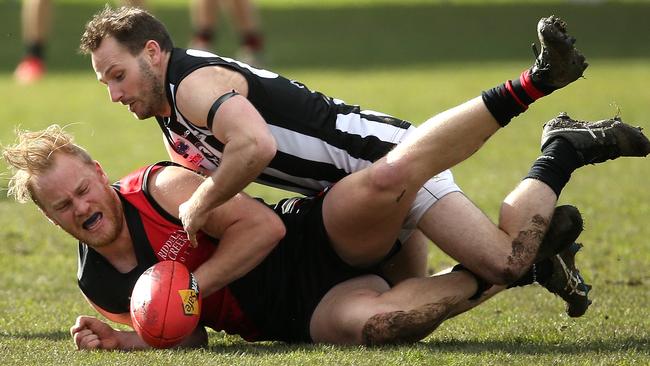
{"left": 148, "top": 164, "right": 201, "bottom": 193}
{"left": 146, "top": 164, "right": 203, "bottom": 212}
{"left": 181, "top": 65, "right": 244, "bottom": 93}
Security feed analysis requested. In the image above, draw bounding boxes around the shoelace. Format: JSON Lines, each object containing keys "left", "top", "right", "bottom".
{"left": 556, "top": 255, "right": 588, "bottom": 296}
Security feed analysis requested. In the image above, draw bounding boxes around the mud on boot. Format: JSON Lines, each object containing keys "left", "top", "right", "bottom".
{"left": 529, "top": 16, "right": 588, "bottom": 91}
{"left": 535, "top": 205, "right": 583, "bottom": 262}
{"left": 541, "top": 112, "right": 650, "bottom": 164}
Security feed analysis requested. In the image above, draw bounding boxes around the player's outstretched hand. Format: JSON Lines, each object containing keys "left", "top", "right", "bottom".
{"left": 70, "top": 316, "right": 120, "bottom": 351}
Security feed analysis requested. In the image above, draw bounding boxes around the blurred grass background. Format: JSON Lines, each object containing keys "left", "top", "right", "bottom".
{"left": 0, "top": 0, "right": 649, "bottom": 365}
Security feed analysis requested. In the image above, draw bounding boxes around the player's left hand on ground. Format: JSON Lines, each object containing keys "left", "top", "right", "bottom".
{"left": 179, "top": 198, "right": 208, "bottom": 248}
{"left": 70, "top": 316, "right": 120, "bottom": 351}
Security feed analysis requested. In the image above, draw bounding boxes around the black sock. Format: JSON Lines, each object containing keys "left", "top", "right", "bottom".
{"left": 481, "top": 69, "right": 546, "bottom": 127}
{"left": 507, "top": 259, "right": 553, "bottom": 288}
{"left": 525, "top": 137, "right": 583, "bottom": 197}
{"left": 26, "top": 42, "right": 44, "bottom": 60}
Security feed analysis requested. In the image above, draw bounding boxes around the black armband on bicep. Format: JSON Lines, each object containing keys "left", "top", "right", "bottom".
{"left": 207, "top": 90, "right": 240, "bottom": 130}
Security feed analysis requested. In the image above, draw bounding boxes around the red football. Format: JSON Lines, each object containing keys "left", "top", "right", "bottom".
{"left": 130, "top": 260, "right": 201, "bottom": 348}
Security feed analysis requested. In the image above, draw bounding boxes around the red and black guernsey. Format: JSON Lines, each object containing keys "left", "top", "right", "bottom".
{"left": 78, "top": 162, "right": 378, "bottom": 343}
{"left": 76, "top": 162, "right": 261, "bottom": 341}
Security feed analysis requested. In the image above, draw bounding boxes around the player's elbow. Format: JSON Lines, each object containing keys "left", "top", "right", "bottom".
{"left": 238, "top": 132, "right": 276, "bottom": 173}
{"left": 256, "top": 133, "right": 277, "bottom": 165}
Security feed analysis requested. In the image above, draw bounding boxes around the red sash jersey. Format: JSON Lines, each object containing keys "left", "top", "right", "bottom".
{"left": 79, "top": 162, "right": 382, "bottom": 343}
{"left": 76, "top": 162, "right": 261, "bottom": 341}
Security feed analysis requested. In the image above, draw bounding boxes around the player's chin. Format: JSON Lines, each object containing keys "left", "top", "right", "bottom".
{"left": 78, "top": 214, "right": 119, "bottom": 247}
{"left": 133, "top": 107, "right": 154, "bottom": 120}
{"left": 131, "top": 110, "right": 144, "bottom": 119}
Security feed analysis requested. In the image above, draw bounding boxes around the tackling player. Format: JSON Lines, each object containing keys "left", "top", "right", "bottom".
{"left": 80, "top": 7, "right": 594, "bottom": 291}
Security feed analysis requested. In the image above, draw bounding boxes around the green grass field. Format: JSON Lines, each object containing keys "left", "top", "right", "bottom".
{"left": 1, "top": 1, "right": 649, "bottom": 365}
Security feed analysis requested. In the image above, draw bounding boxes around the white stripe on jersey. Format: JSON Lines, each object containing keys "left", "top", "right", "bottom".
{"left": 314, "top": 98, "right": 411, "bottom": 142}
{"left": 267, "top": 124, "right": 374, "bottom": 174}
{"left": 337, "top": 110, "right": 410, "bottom": 141}
{"left": 279, "top": 197, "right": 304, "bottom": 214}
{"left": 267, "top": 114, "right": 410, "bottom": 175}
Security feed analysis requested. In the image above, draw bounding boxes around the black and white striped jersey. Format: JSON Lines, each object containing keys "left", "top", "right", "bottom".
{"left": 156, "top": 48, "right": 415, "bottom": 195}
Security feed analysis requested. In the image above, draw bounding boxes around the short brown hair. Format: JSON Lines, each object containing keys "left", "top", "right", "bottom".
{"left": 2, "top": 125, "right": 93, "bottom": 204}
{"left": 79, "top": 5, "right": 173, "bottom": 55}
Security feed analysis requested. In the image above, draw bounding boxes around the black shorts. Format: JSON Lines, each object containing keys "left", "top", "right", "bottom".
{"left": 228, "top": 193, "right": 388, "bottom": 343}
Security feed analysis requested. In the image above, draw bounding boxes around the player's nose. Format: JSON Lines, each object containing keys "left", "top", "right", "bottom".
{"left": 108, "top": 84, "right": 123, "bottom": 103}
{"left": 73, "top": 198, "right": 92, "bottom": 217}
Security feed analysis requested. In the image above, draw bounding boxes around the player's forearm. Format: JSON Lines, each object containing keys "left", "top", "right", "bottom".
{"left": 116, "top": 326, "right": 207, "bottom": 350}
{"left": 116, "top": 330, "right": 153, "bottom": 350}
{"left": 193, "top": 212, "right": 284, "bottom": 297}
{"left": 191, "top": 135, "right": 275, "bottom": 214}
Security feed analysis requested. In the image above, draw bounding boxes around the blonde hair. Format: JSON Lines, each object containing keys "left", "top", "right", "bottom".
{"left": 2, "top": 124, "right": 93, "bottom": 204}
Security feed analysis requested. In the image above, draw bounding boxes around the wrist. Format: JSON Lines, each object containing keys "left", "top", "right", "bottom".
{"left": 191, "top": 186, "right": 215, "bottom": 215}
{"left": 118, "top": 330, "right": 149, "bottom": 350}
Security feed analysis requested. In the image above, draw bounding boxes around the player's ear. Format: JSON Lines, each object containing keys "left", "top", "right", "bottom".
{"left": 94, "top": 160, "right": 110, "bottom": 185}
{"left": 144, "top": 40, "right": 162, "bottom": 66}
